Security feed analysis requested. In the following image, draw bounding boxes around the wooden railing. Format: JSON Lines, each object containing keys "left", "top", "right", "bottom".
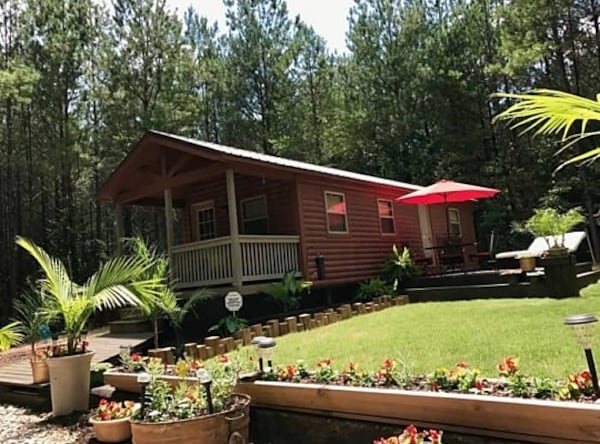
{"left": 171, "top": 237, "right": 233, "bottom": 288}
{"left": 170, "top": 235, "right": 300, "bottom": 288}
{"left": 239, "top": 235, "right": 300, "bottom": 282}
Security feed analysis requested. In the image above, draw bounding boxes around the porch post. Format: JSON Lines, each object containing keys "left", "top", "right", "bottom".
{"left": 164, "top": 188, "right": 174, "bottom": 258}
{"left": 226, "top": 169, "right": 243, "bottom": 288}
{"left": 114, "top": 202, "right": 124, "bottom": 256}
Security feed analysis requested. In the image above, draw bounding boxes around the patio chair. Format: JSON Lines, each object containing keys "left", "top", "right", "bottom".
{"left": 494, "top": 231, "right": 589, "bottom": 268}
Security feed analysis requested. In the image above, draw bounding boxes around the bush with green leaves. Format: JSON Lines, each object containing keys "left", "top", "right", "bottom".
{"left": 381, "top": 245, "right": 416, "bottom": 289}
{"left": 355, "top": 278, "right": 393, "bottom": 302}
{"left": 265, "top": 271, "right": 312, "bottom": 314}
{"left": 209, "top": 315, "right": 248, "bottom": 337}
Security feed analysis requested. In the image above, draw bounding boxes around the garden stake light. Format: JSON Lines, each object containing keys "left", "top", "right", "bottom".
{"left": 196, "top": 368, "right": 214, "bottom": 414}
{"left": 137, "top": 372, "right": 151, "bottom": 417}
{"left": 258, "top": 337, "right": 276, "bottom": 370}
{"left": 564, "top": 313, "right": 600, "bottom": 395}
{"left": 251, "top": 336, "right": 267, "bottom": 372}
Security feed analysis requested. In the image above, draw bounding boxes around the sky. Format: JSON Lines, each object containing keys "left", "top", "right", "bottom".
{"left": 166, "top": 0, "right": 354, "bottom": 52}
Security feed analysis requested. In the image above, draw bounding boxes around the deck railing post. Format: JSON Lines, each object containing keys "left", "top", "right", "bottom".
{"left": 114, "top": 201, "right": 124, "bottom": 256}
{"left": 226, "top": 169, "right": 243, "bottom": 288}
{"left": 164, "top": 188, "right": 175, "bottom": 264}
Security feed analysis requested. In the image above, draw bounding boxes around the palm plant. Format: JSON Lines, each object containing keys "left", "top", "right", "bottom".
{"left": 265, "top": 271, "right": 312, "bottom": 314}
{"left": 13, "top": 289, "right": 47, "bottom": 356}
{"left": 16, "top": 236, "right": 159, "bottom": 355}
{"left": 512, "top": 207, "right": 585, "bottom": 251}
{"left": 494, "top": 89, "right": 600, "bottom": 171}
{"left": 0, "top": 322, "right": 23, "bottom": 352}
{"left": 127, "top": 237, "right": 210, "bottom": 349}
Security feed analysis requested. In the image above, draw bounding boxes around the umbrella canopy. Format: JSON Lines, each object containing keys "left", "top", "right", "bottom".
{"left": 396, "top": 179, "right": 500, "bottom": 205}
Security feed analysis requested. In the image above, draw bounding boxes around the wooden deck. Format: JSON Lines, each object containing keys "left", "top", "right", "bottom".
{"left": 0, "top": 331, "right": 153, "bottom": 409}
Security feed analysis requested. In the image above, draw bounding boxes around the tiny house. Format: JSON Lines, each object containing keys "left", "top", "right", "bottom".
{"left": 97, "top": 131, "right": 478, "bottom": 292}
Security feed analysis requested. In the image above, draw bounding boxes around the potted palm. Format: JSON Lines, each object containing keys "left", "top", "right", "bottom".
{"left": 13, "top": 290, "right": 51, "bottom": 383}
{"left": 512, "top": 207, "right": 585, "bottom": 256}
{"left": 16, "top": 236, "right": 159, "bottom": 416}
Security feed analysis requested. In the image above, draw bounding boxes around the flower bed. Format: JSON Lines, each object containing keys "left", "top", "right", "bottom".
{"left": 235, "top": 357, "right": 600, "bottom": 443}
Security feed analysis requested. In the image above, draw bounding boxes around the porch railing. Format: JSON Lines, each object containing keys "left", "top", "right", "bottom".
{"left": 170, "top": 235, "right": 300, "bottom": 289}
{"left": 171, "top": 236, "right": 233, "bottom": 288}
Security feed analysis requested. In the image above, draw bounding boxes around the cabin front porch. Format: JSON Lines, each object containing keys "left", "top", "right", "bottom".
{"left": 170, "top": 234, "right": 300, "bottom": 289}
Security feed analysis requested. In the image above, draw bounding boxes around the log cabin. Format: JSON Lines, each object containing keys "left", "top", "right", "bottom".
{"left": 97, "top": 131, "right": 478, "bottom": 293}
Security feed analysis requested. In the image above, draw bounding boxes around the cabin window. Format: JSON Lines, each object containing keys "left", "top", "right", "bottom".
{"left": 377, "top": 199, "right": 395, "bottom": 234}
{"left": 241, "top": 195, "right": 269, "bottom": 234}
{"left": 448, "top": 208, "right": 461, "bottom": 237}
{"left": 325, "top": 192, "right": 348, "bottom": 233}
{"left": 192, "top": 201, "right": 217, "bottom": 241}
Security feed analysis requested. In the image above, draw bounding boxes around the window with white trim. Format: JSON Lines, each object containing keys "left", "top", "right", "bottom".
{"left": 325, "top": 192, "right": 348, "bottom": 233}
{"left": 377, "top": 199, "right": 395, "bottom": 234}
{"left": 448, "top": 208, "right": 461, "bottom": 237}
{"left": 241, "top": 195, "right": 268, "bottom": 234}
{"left": 192, "top": 201, "right": 217, "bottom": 241}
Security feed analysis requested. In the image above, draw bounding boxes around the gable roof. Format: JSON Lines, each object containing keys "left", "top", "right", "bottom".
{"left": 150, "top": 131, "right": 422, "bottom": 191}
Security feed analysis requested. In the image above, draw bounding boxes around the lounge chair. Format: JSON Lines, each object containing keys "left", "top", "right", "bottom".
{"left": 494, "top": 231, "right": 590, "bottom": 267}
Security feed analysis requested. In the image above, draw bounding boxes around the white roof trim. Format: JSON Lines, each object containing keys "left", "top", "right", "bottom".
{"left": 151, "top": 131, "right": 422, "bottom": 191}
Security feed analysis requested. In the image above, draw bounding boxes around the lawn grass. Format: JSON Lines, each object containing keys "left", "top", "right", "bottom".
{"left": 271, "top": 283, "right": 600, "bottom": 379}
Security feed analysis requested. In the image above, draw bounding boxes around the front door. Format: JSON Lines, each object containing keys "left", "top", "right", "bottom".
{"left": 418, "top": 205, "right": 436, "bottom": 266}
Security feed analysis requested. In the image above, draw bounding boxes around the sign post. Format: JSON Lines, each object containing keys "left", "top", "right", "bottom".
{"left": 224, "top": 291, "right": 243, "bottom": 316}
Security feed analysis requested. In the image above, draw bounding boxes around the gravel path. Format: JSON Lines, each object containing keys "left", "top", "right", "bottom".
{"left": 0, "top": 405, "right": 95, "bottom": 444}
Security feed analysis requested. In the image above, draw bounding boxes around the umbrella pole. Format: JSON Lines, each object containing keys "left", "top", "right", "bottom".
{"left": 445, "top": 194, "right": 450, "bottom": 243}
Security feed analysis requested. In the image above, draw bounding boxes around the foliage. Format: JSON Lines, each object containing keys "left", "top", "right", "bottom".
{"left": 134, "top": 352, "right": 246, "bottom": 423}
{"left": 209, "top": 315, "right": 248, "bottom": 337}
{"left": 265, "top": 271, "right": 312, "bottom": 314}
{"left": 127, "top": 237, "right": 211, "bottom": 349}
{"left": 119, "top": 349, "right": 145, "bottom": 373}
{"left": 356, "top": 278, "right": 394, "bottom": 302}
{"left": 381, "top": 246, "right": 416, "bottom": 290}
{"left": 92, "top": 399, "right": 137, "bottom": 421}
{"left": 263, "top": 355, "right": 593, "bottom": 402}
{"left": 0, "top": 322, "right": 23, "bottom": 352}
{"left": 13, "top": 289, "right": 47, "bottom": 355}
{"left": 16, "top": 236, "right": 157, "bottom": 355}
{"left": 374, "top": 425, "right": 443, "bottom": 444}
{"left": 512, "top": 207, "right": 585, "bottom": 250}
{"left": 494, "top": 89, "right": 600, "bottom": 171}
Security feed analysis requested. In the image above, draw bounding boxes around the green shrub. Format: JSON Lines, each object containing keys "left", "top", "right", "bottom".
{"left": 356, "top": 278, "right": 394, "bottom": 301}
{"left": 381, "top": 245, "right": 416, "bottom": 289}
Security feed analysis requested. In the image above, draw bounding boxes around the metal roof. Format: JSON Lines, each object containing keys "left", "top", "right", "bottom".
{"left": 151, "top": 131, "right": 422, "bottom": 191}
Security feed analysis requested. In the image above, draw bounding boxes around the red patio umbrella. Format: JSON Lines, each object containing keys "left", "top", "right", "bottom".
{"left": 396, "top": 179, "right": 500, "bottom": 240}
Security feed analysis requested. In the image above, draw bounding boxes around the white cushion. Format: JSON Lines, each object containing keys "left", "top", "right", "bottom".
{"left": 495, "top": 231, "right": 587, "bottom": 260}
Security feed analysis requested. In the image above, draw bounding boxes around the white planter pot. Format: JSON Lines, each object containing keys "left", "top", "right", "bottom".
{"left": 47, "top": 351, "right": 95, "bottom": 416}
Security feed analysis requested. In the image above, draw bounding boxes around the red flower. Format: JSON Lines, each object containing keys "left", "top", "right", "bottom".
{"left": 457, "top": 361, "right": 468, "bottom": 369}
{"left": 286, "top": 365, "right": 295, "bottom": 379}
{"left": 101, "top": 412, "right": 109, "bottom": 421}
{"left": 383, "top": 358, "right": 394, "bottom": 369}
{"left": 475, "top": 379, "right": 483, "bottom": 391}
{"left": 99, "top": 398, "right": 108, "bottom": 406}
{"left": 131, "top": 353, "right": 141, "bottom": 362}
{"left": 218, "top": 354, "right": 229, "bottom": 364}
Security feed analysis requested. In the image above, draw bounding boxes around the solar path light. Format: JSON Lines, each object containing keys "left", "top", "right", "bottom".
{"left": 564, "top": 313, "right": 600, "bottom": 395}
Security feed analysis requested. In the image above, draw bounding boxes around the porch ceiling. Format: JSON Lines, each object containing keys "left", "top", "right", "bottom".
{"left": 98, "top": 135, "right": 225, "bottom": 205}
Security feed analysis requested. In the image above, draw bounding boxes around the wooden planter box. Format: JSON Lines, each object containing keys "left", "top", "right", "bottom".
{"left": 104, "top": 370, "right": 198, "bottom": 393}
{"left": 236, "top": 381, "right": 600, "bottom": 444}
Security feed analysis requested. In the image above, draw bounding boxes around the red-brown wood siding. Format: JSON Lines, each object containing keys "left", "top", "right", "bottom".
{"left": 297, "top": 177, "right": 425, "bottom": 284}
{"left": 180, "top": 173, "right": 298, "bottom": 243}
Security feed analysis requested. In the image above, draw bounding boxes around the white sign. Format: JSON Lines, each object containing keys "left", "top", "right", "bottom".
{"left": 225, "top": 291, "right": 243, "bottom": 312}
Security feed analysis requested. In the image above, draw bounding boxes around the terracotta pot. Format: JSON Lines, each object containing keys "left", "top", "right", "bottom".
{"left": 46, "top": 351, "right": 95, "bottom": 416}
{"left": 90, "top": 416, "right": 132, "bottom": 443}
{"left": 30, "top": 360, "right": 49, "bottom": 384}
{"left": 518, "top": 256, "right": 536, "bottom": 272}
{"left": 130, "top": 393, "right": 250, "bottom": 444}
